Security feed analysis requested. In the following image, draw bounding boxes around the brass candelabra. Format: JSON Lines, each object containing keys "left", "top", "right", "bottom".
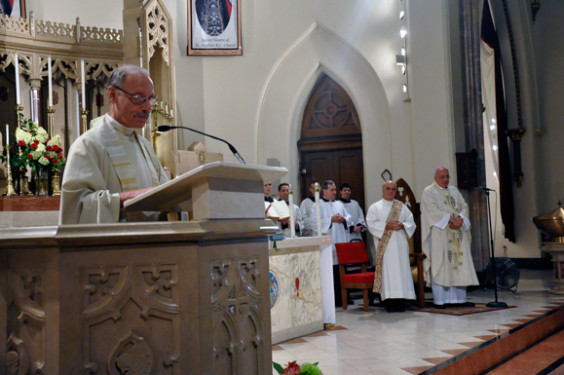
{"left": 80, "top": 108, "right": 89, "bottom": 134}
{"left": 4, "top": 144, "right": 17, "bottom": 196}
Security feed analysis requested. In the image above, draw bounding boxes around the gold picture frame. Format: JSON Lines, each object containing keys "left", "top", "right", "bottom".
{"left": 187, "top": 0, "right": 242, "bottom": 56}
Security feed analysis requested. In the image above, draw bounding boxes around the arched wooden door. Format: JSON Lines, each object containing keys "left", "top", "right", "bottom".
{"left": 298, "top": 73, "right": 365, "bottom": 210}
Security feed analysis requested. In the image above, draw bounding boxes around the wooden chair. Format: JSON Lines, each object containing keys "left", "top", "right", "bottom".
{"left": 395, "top": 178, "right": 427, "bottom": 308}
{"left": 335, "top": 242, "right": 375, "bottom": 312}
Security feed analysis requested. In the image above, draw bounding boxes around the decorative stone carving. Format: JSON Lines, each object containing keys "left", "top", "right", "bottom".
{"left": 145, "top": 1, "right": 170, "bottom": 64}
{"left": 7, "top": 270, "right": 46, "bottom": 374}
{"left": 210, "top": 257, "right": 265, "bottom": 374}
{"left": 80, "top": 264, "right": 180, "bottom": 373}
{"left": 108, "top": 331, "right": 154, "bottom": 375}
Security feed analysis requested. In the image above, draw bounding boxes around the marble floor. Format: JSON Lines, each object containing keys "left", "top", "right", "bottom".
{"left": 272, "top": 269, "right": 564, "bottom": 375}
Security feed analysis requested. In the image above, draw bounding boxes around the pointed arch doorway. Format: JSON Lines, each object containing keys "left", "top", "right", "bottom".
{"left": 298, "top": 73, "right": 365, "bottom": 210}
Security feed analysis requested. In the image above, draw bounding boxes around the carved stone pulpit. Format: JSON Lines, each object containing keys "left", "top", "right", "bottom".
{"left": 0, "top": 162, "right": 287, "bottom": 374}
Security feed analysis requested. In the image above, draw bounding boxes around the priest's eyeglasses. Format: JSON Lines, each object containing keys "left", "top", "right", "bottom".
{"left": 113, "top": 86, "right": 158, "bottom": 106}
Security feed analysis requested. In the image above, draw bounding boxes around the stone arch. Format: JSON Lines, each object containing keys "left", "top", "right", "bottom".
{"left": 256, "top": 22, "right": 391, "bottom": 199}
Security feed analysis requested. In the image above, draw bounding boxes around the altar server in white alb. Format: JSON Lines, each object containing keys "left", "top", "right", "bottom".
{"left": 339, "top": 183, "right": 367, "bottom": 242}
{"left": 366, "top": 181, "right": 416, "bottom": 312}
{"left": 311, "top": 180, "right": 353, "bottom": 261}
{"left": 60, "top": 65, "right": 169, "bottom": 224}
{"left": 421, "top": 167, "right": 479, "bottom": 308}
{"left": 299, "top": 179, "right": 318, "bottom": 237}
{"left": 311, "top": 179, "right": 353, "bottom": 306}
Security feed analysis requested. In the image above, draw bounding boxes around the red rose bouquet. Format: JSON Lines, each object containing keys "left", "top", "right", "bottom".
{"left": 273, "top": 361, "right": 323, "bottom": 375}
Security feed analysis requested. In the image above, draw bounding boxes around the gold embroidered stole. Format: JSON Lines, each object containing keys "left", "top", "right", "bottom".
{"left": 133, "top": 132, "right": 159, "bottom": 186}
{"left": 441, "top": 187, "right": 464, "bottom": 271}
{"left": 97, "top": 117, "right": 158, "bottom": 192}
{"left": 373, "top": 199, "right": 403, "bottom": 294}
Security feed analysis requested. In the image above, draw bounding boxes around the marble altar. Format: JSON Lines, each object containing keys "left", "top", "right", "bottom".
{"left": 269, "top": 236, "right": 335, "bottom": 344}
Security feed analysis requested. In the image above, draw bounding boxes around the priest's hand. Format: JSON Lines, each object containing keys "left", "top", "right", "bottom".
{"left": 448, "top": 216, "right": 463, "bottom": 230}
{"left": 119, "top": 186, "right": 157, "bottom": 206}
{"left": 331, "top": 213, "right": 346, "bottom": 223}
{"left": 385, "top": 220, "right": 404, "bottom": 231}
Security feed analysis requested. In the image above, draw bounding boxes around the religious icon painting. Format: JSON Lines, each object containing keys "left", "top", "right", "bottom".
{"left": 0, "top": 0, "right": 26, "bottom": 18}
{"left": 187, "top": 0, "right": 242, "bottom": 56}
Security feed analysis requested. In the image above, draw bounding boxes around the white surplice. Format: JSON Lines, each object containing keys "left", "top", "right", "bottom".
{"left": 366, "top": 199, "right": 416, "bottom": 301}
{"left": 311, "top": 198, "right": 352, "bottom": 264}
{"left": 299, "top": 197, "right": 315, "bottom": 236}
{"left": 340, "top": 199, "right": 367, "bottom": 241}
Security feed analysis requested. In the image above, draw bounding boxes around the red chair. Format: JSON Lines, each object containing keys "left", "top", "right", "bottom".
{"left": 335, "top": 242, "right": 375, "bottom": 312}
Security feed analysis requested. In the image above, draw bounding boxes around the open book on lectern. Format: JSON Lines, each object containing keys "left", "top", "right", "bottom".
{"left": 123, "top": 161, "right": 287, "bottom": 220}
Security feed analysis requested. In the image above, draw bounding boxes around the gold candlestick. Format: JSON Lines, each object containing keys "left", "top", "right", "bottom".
{"left": 17, "top": 146, "right": 31, "bottom": 196}
{"left": 47, "top": 105, "right": 56, "bottom": 136}
{"left": 4, "top": 145, "right": 17, "bottom": 196}
{"left": 51, "top": 171, "right": 61, "bottom": 196}
{"left": 151, "top": 105, "right": 161, "bottom": 153}
{"left": 80, "top": 108, "right": 89, "bottom": 134}
{"left": 15, "top": 104, "right": 24, "bottom": 127}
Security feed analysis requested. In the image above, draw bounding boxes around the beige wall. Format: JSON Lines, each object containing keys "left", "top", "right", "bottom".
{"left": 28, "top": 0, "right": 563, "bottom": 260}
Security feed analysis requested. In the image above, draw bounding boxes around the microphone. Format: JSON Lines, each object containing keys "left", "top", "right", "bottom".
{"left": 158, "top": 125, "right": 246, "bottom": 164}
{"left": 475, "top": 186, "right": 495, "bottom": 192}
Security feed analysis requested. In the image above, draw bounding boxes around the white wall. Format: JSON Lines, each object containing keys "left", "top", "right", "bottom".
{"left": 31, "top": 0, "right": 559, "bottom": 260}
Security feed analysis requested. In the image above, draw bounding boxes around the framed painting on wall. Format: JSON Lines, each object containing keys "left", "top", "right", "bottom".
{"left": 0, "top": 0, "right": 26, "bottom": 18}
{"left": 187, "top": 0, "right": 242, "bottom": 56}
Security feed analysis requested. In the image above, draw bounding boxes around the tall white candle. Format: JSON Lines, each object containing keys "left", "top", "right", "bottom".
{"left": 5, "top": 124, "right": 9, "bottom": 145}
{"left": 80, "top": 59, "right": 86, "bottom": 110}
{"left": 48, "top": 56, "right": 53, "bottom": 107}
{"left": 14, "top": 53, "right": 20, "bottom": 105}
{"left": 289, "top": 185, "right": 295, "bottom": 238}
{"left": 315, "top": 182, "right": 322, "bottom": 236}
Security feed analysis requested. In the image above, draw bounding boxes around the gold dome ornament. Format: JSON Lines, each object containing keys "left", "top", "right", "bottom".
{"left": 533, "top": 201, "right": 564, "bottom": 243}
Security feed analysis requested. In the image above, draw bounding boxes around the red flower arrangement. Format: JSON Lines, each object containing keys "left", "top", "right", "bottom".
{"left": 273, "top": 360, "right": 322, "bottom": 375}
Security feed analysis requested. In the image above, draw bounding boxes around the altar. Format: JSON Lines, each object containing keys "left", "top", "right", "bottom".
{"left": 269, "top": 236, "right": 335, "bottom": 344}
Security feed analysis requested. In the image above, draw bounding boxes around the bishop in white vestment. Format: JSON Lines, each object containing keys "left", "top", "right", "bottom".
{"left": 421, "top": 167, "right": 479, "bottom": 307}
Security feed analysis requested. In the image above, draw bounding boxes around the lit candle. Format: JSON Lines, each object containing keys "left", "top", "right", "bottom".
{"left": 5, "top": 124, "right": 9, "bottom": 145}
{"left": 48, "top": 56, "right": 53, "bottom": 107}
{"left": 315, "top": 182, "right": 322, "bottom": 236}
{"left": 80, "top": 59, "right": 86, "bottom": 110}
{"left": 14, "top": 53, "right": 20, "bottom": 105}
{"left": 170, "top": 109, "right": 174, "bottom": 118}
{"left": 289, "top": 184, "right": 295, "bottom": 238}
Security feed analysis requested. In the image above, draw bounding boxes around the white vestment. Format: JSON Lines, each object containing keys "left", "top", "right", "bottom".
{"left": 421, "top": 182, "right": 479, "bottom": 303}
{"left": 311, "top": 198, "right": 352, "bottom": 264}
{"left": 366, "top": 199, "right": 416, "bottom": 300}
{"left": 60, "top": 114, "right": 168, "bottom": 224}
{"left": 278, "top": 199, "right": 305, "bottom": 238}
{"left": 299, "top": 197, "right": 315, "bottom": 236}
{"left": 340, "top": 199, "right": 367, "bottom": 241}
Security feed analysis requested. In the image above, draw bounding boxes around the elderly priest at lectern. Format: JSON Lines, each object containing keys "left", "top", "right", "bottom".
{"left": 59, "top": 65, "right": 169, "bottom": 224}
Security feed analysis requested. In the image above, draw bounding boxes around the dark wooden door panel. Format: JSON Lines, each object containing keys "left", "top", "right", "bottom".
{"left": 301, "top": 149, "right": 365, "bottom": 210}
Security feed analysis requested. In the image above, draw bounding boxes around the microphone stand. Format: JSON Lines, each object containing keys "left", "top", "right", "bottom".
{"left": 158, "top": 125, "right": 246, "bottom": 164}
{"left": 484, "top": 188, "right": 507, "bottom": 308}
